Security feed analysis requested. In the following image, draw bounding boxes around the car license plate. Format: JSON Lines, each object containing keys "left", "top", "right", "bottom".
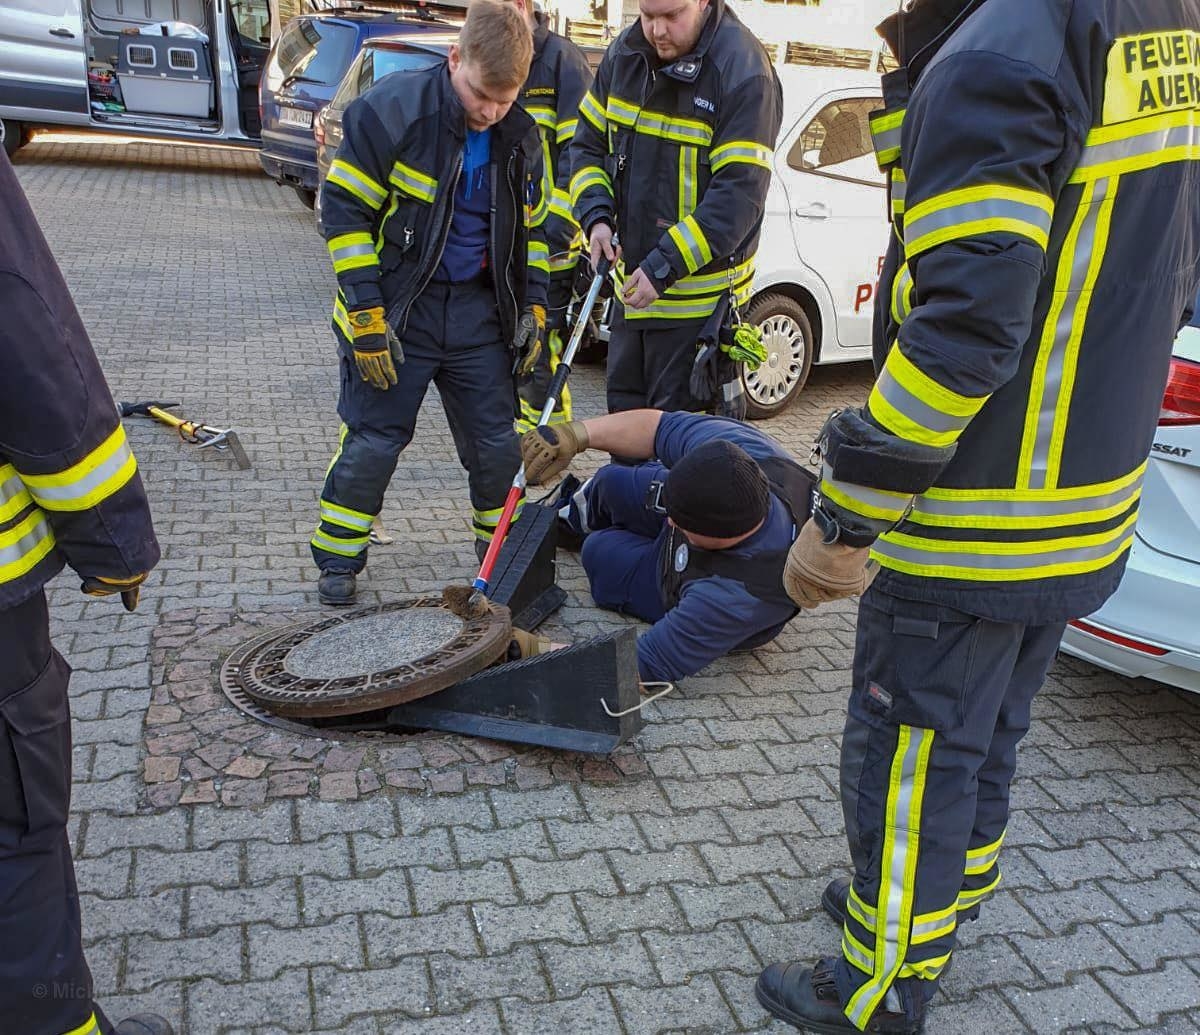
{"left": 280, "top": 106, "right": 312, "bottom": 129}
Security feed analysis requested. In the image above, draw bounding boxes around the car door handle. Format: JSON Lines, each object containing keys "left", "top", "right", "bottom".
{"left": 794, "top": 202, "right": 831, "bottom": 220}
{"left": 50, "top": 27, "right": 76, "bottom": 38}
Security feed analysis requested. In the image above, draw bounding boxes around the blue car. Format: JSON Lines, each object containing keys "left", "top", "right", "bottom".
{"left": 258, "top": 5, "right": 465, "bottom": 209}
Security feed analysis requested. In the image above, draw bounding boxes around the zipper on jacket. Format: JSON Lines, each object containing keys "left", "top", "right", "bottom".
{"left": 394, "top": 150, "right": 464, "bottom": 334}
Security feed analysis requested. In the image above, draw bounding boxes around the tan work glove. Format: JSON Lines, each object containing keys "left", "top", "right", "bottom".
{"left": 80, "top": 572, "right": 148, "bottom": 612}
{"left": 514, "top": 305, "right": 546, "bottom": 376}
{"left": 784, "top": 520, "right": 878, "bottom": 610}
{"left": 508, "top": 627, "right": 553, "bottom": 659}
{"left": 520, "top": 421, "right": 589, "bottom": 485}
{"left": 348, "top": 306, "right": 403, "bottom": 391}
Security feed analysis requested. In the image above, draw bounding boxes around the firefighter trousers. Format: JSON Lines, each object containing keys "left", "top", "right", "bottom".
{"left": 0, "top": 590, "right": 111, "bottom": 1035}
{"left": 311, "top": 277, "right": 522, "bottom": 572}
{"left": 606, "top": 308, "right": 710, "bottom": 414}
{"left": 832, "top": 582, "right": 1065, "bottom": 1027}
{"left": 515, "top": 272, "right": 573, "bottom": 432}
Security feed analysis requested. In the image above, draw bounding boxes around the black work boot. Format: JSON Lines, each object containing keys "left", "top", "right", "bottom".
{"left": 317, "top": 568, "right": 357, "bottom": 606}
{"left": 114, "top": 1015, "right": 174, "bottom": 1035}
{"left": 755, "top": 958, "right": 925, "bottom": 1034}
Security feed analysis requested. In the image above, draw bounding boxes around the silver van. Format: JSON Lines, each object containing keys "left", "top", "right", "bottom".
{"left": 0, "top": 0, "right": 272, "bottom": 156}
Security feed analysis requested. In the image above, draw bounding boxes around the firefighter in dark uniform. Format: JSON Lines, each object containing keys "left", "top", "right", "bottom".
{"left": 509, "top": 0, "right": 593, "bottom": 433}
{"left": 568, "top": 0, "right": 782, "bottom": 414}
{"left": 755, "top": 0, "right": 1200, "bottom": 1031}
{"left": 520, "top": 410, "right": 822, "bottom": 682}
{"left": 310, "top": 0, "right": 550, "bottom": 605}
{"left": 0, "top": 151, "right": 168, "bottom": 1034}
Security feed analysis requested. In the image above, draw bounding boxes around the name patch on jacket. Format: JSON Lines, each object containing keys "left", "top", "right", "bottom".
{"left": 1104, "top": 30, "right": 1200, "bottom": 124}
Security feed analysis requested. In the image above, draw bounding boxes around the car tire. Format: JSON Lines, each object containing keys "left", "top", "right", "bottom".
{"left": 741, "top": 293, "right": 815, "bottom": 420}
{"left": 293, "top": 186, "right": 317, "bottom": 210}
{"left": 1, "top": 119, "right": 25, "bottom": 158}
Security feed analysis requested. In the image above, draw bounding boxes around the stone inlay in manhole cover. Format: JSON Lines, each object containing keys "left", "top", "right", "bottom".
{"left": 284, "top": 609, "right": 464, "bottom": 679}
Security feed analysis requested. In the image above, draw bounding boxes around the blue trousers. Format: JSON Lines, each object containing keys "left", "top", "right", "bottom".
{"left": 834, "top": 582, "right": 1066, "bottom": 1026}
{"left": 578, "top": 463, "right": 671, "bottom": 623}
{"left": 311, "top": 278, "right": 520, "bottom": 572}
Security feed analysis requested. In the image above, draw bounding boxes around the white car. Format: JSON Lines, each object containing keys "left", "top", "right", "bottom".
{"left": 1059, "top": 303, "right": 1200, "bottom": 693}
{"left": 740, "top": 65, "right": 887, "bottom": 417}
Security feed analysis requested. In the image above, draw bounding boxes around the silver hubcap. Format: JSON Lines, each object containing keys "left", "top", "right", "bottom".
{"left": 743, "top": 313, "right": 807, "bottom": 406}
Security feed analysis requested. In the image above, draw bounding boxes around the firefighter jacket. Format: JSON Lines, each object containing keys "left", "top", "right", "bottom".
{"left": 568, "top": 0, "right": 782, "bottom": 325}
{"left": 323, "top": 62, "right": 549, "bottom": 352}
{"left": 0, "top": 151, "right": 159, "bottom": 611}
{"left": 523, "top": 12, "right": 593, "bottom": 276}
{"left": 814, "top": 0, "right": 1200, "bottom": 624}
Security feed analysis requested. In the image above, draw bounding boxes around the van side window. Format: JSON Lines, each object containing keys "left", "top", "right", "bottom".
{"left": 788, "top": 98, "right": 883, "bottom": 186}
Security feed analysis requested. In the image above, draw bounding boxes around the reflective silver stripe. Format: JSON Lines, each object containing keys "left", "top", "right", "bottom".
{"left": 330, "top": 240, "right": 375, "bottom": 264}
{"left": 891, "top": 262, "right": 913, "bottom": 323}
{"left": 27, "top": 437, "right": 134, "bottom": 509}
{"left": 905, "top": 196, "right": 1052, "bottom": 254}
{"left": 911, "top": 912, "right": 956, "bottom": 942}
{"left": 1072, "top": 119, "right": 1200, "bottom": 181}
{"left": 311, "top": 530, "right": 368, "bottom": 557}
{"left": 842, "top": 932, "right": 873, "bottom": 974}
{"left": 891, "top": 171, "right": 907, "bottom": 210}
{"left": 873, "top": 525, "right": 1134, "bottom": 572}
{"left": 0, "top": 511, "right": 53, "bottom": 573}
{"left": 327, "top": 161, "right": 387, "bottom": 207}
{"left": 0, "top": 465, "right": 30, "bottom": 519}
{"left": 874, "top": 365, "right": 974, "bottom": 437}
{"left": 1027, "top": 177, "right": 1113, "bottom": 489}
{"left": 913, "top": 474, "right": 1142, "bottom": 523}
{"left": 872, "top": 126, "right": 901, "bottom": 158}
{"left": 320, "top": 500, "right": 372, "bottom": 531}
{"left": 389, "top": 165, "right": 436, "bottom": 202}
{"left": 821, "top": 465, "right": 912, "bottom": 522}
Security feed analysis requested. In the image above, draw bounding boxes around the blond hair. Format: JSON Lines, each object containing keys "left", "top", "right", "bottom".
{"left": 458, "top": 0, "right": 533, "bottom": 89}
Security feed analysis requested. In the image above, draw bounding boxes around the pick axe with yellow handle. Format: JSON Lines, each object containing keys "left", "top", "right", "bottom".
{"left": 119, "top": 400, "right": 251, "bottom": 470}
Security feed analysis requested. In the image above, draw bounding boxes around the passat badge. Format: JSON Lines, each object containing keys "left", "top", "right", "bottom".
{"left": 674, "top": 543, "right": 689, "bottom": 572}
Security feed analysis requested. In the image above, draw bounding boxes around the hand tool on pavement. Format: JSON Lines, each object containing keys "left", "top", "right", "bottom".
{"left": 119, "top": 400, "right": 251, "bottom": 470}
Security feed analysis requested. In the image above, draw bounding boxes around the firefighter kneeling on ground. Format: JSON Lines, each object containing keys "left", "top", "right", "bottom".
{"left": 518, "top": 409, "right": 867, "bottom": 683}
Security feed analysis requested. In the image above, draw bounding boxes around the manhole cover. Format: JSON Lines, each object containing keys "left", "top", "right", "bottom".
{"left": 221, "top": 598, "right": 512, "bottom": 718}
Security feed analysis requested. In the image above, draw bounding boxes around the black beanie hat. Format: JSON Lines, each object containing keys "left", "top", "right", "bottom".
{"left": 664, "top": 439, "right": 770, "bottom": 539}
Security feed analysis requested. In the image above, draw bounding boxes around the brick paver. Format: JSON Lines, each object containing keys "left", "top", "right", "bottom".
{"left": 12, "top": 136, "right": 1200, "bottom": 1034}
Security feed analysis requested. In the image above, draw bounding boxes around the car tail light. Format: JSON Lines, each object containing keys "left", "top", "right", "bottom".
{"left": 1160, "top": 356, "right": 1200, "bottom": 425}
{"left": 1068, "top": 619, "right": 1169, "bottom": 656}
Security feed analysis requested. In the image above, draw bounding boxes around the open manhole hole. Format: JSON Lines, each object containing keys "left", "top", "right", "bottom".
{"left": 219, "top": 598, "right": 512, "bottom": 724}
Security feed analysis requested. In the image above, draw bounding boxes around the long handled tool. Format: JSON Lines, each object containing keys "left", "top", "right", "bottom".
{"left": 119, "top": 400, "right": 251, "bottom": 470}
{"left": 443, "top": 257, "right": 612, "bottom": 621}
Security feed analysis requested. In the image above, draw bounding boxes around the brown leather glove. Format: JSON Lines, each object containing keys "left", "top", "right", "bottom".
{"left": 514, "top": 305, "right": 546, "bottom": 376}
{"left": 80, "top": 572, "right": 148, "bottom": 612}
{"left": 508, "top": 627, "right": 553, "bottom": 659}
{"left": 520, "top": 420, "right": 589, "bottom": 485}
{"left": 783, "top": 519, "right": 878, "bottom": 610}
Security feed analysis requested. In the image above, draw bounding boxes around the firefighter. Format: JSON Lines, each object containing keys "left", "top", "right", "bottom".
{"left": 520, "top": 409, "right": 828, "bottom": 682}
{"left": 508, "top": 0, "right": 593, "bottom": 433}
{"left": 310, "top": 0, "right": 549, "bottom": 605}
{"left": 0, "top": 151, "right": 168, "bottom": 1034}
{"left": 568, "top": 0, "right": 783, "bottom": 414}
{"left": 754, "top": 1, "right": 1200, "bottom": 1031}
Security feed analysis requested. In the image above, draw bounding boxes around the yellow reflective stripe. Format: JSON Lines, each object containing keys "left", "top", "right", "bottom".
{"left": 327, "top": 231, "right": 379, "bottom": 274}
{"left": 528, "top": 239, "right": 550, "bottom": 273}
{"left": 845, "top": 724, "right": 934, "bottom": 1029}
{"left": 21, "top": 425, "right": 137, "bottom": 512}
{"left": 0, "top": 507, "right": 56, "bottom": 583}
{"left": 606, "top": 94, "right": 640, "bottom": 126}
{"left": 710, "top": 139, "right": 772, "bottom": 172}
{"left": 0, "top": 464, "right": 33, "bottom": 525}
{"left": 579, "top": 90, "right": 607, "bottom": 132}
{"left": 870, "top": 107, "right": 905, "bottom": 168}
{"left": 965, "top": 831, "right": 1006, "bottom": 876}
{"left": 1018, "top": 176, "right": 1118, "bottom": 490}
{"left": 667, "top": 214, "right": 713, "bottom": 274}
{"left": 557, "top": 117, "right": 577, "bottom": 145}
{"left": 890, "top": 261, "right": 913, "bottom": 324}
{"left": 1070, "top": 109, "right": 1200, "bottom": 183}
{"left": 891, "top": 167, "right": 907, "bottom": 218}
{"left": 958, "top": 871, "right": 1001, "bottom": 910}
{"left": 872, "top": 510, "right": 1138, "bottom": 581}
{"left": 678, "top": 145, "right": 698, "bottom": 221}
{"left": 472, "top": 498, "right": 525, "bottom": 540}
{"left": 659, "top": 256, "right": 754, "bottom": 296}
{"left": 332, "top": 294, "right": 354, "bottom": 339}
{"left": 319, "top": 498, "right": 373, "bottom": 532}
{"left": 821, "top": 470, "right": 912, "bottom": 525}
{"left": 898, "top": 951, "right": 952, "bottom": 979}
{"left": 327, "top": 159, "right": 387, "bottom": 209}
{"left": 910, "top": 901, "right": 957, "bottom": 945}
{"left": 868, "top": 346, "right": 989, "bottom": 449}
{"left": 311, "top": 529, "right": 369, "bottom": 557}
{"left": 904, "top": 184, "right": 1054, "bottom": 258}
{"left": 548, "top": 187, "right": 575, "bottom": 224}
{"left": 570, "top": 166, "right": 613, "bottom": 205}
{"left": 525, "top": 104, "right": 556, "bottom": 132}
{"left": 606, "top": 94, "right": 713, "bottom": 145}
{"left": 389, "top": 160, "right": 437, "bottom": 203}
{"left": 910, "top": 467, "right": 1143, "bottom": 531}
{"left": 62, "top": 1012, "right": 102, "bottom": 1035}
{"left": 848, "top": 884, "right": 876, "bottom": 927}
{"left": 842, "top": 928, "right": 874, "bottom": 975}
{"left": 325, "top": 423, "right": 350, "bottom": 478}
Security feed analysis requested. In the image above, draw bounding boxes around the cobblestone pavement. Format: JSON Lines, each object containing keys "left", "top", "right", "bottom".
{"left": 12, "top": 137, "right": 1200, "bottom": 1035}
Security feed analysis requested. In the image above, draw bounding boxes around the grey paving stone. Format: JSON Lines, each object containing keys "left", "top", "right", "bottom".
{"left": 82, "top": 811, "right": 188, "bottom": 857}
{"left": 540, "top": 932, "right": 656, "bottom": 997}
{"left": 660, "top": 776, "right": 752, "bottom": 811}
{"left": 409, "top": 861, "right": 517, "bottom": 913}
{"left": 513, "top": 852, "right": 619, "bottom": 901}
{"left": 612, "top": 973, "right": 737, "bottom": 1034}
{"left": 1004, "top": 973, "right": 1138, "bottom": 1032}
{"left": 1099, "top": 913, "right": 1200, "bottom": 969}
{"left": 126, "top": 925, "right": 243, "bottom": 989}
{"left": 609, "top": 846, "right": 710, "bottom": 893}
{"left": 1016, "top": 884, "right": 1132, "bottom": 934}
{"left": 298, "top": 798, "right": 398, "bottom": 841}
{"left": 544, "top": 813, "right": 646, "bottom": 856}
{"left": 450, "top": 820, "right": 554, "bottom": 866}
{"left": 188, "top": 880, "right": 301, "bottom": 934}
{"left": 471, "top": 894, "right": 588, "bottom": 954}
{"left": 644, "top": 922, "right": 762, "bottom": 983}
{"left": 133, "top": 843, "right": 242, "bottom": 894}
{"left": 364, "top": 909, "right": 481, "bottom": 964}
{"left": 699, "top": 837, "right": 803, "bottom": 883}
{"left": 576, "top": 887, "right": 689, "bottom": 939}
{"left": 1008, "top": 924, "right": 1132, "bottom": 985}
{"left": 81, "top": 889, "right": 184, "bottom": 942}
{"left": 499, "top": 987, "right": 622, "bottom": 1034}
{"left": 378, "top": 1002, "right": 501, "bottom": 1034}
{"left": 925, "top": 988, "right": 1032, "bottom": 1035}
{"left": 187, "top": 969, "right": 312, "bottom": 1035}
{"left": 302, "top": 870, "right": 413, "bottom": 923}
{"left": 248, "top": 916, "right": 363, "bottom": 978}
{"left": 634, "top": 809, "right": 735, "bottom": 851}
{"left": 247, "top": 834, "right": 352, "bottom": 883}
{"left": 1099, "top": 960, "right": 1200, "bottom": 1026}
{"left": 354, "top": 827, "right": 457, "bottom": 872}
{"left": 311, "top": 959, "right": 432, "bottom": 1028}
{"left": 488, "top": 785, "right": 582, "bottom": 827}
{"left": 398, "top": 791, "right": 498, "bottom": 833}
{"left": 674, "top": 879, "right": 787, "bottom": 931}
{"left": 191, "top": 801, "right": 295, "bottom": 848}
{"left": 1102, "top": 872, "right": 1200, "bottom": 923}
{"left": 74, "top": 849, "right": 133, "bottom": 898}
{"left": 429, "top": 945, "right": 548, "bottom": 1012}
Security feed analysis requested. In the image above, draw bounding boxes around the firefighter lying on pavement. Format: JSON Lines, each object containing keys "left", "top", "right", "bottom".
{"left": 520, "top": 410, "right": 851, "bottom": 683}
{"left": 568, "top": 0, "right": 783, "bottom": 414}
{"left": 753, "top": 0, "right": 1200, "bottom": 1032}
{"left": 0, "top": 149, "right": 170, "bottom": 1035}
{"left": 508, "top": 0, "right": 593, "bottom": 433}
{"left": 310, "top": 0, "right": 550, "bottom": 606}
